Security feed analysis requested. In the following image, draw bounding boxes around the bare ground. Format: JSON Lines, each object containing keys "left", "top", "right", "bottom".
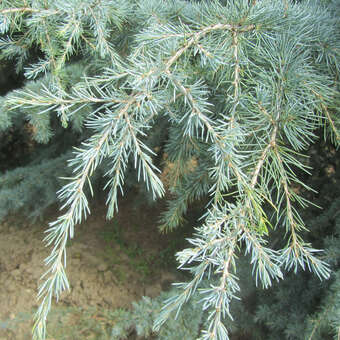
{"left": 0, "top": 198, "right": 185, "bottom": 339}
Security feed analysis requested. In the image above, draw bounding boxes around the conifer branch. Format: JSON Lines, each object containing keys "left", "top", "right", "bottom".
{"left": 209, "top": 233, "right": 238, "bottom": 339}
{"left": 250, "top": 103, "right": 278, "bottom": 188}
{"left": 231, "top": 29, "right": 240, "bottom": 113}
{"left": 33, "top": 97, "right": 137, "bottom": 339}
{"left": 6, "top": 85, "right": 126, "bottom": 111}
{"left": 165, "top": 23, "right": 254, "bottom": 73}
{"left": 123, "top": 108, "right": 164, "bottom": 199}
{"left": 0, "top": 1, "right": 338, "bottom": 339}
{"left": 0, "top": 7, "right": 42, "bottom": 14}
{"left": 310, "top": 88, "right": 340, "bottom": 144}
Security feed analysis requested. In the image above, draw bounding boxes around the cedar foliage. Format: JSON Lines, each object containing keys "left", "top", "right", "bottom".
{"left": 253, "top": 141, "right": 340, "bottom": 340}
{"left": 0, "top": 0, "right": 339, "bottom": 339}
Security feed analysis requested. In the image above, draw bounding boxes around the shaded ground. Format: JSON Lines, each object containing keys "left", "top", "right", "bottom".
{"left": 0, "top": 197, "right": 190, "bottom": 339}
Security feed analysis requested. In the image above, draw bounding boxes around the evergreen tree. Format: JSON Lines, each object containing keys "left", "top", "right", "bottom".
{"left": 0, "top": 0, "right": 339, "bottom": 339}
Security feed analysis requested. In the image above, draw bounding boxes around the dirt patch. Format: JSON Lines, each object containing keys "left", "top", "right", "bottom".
{"left": 0, "top": 197, "right": 186, "bottom": 339}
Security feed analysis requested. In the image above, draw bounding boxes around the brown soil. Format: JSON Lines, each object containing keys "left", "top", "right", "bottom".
{"left": 0, "top": 198, "right": 185, "bottom": 340}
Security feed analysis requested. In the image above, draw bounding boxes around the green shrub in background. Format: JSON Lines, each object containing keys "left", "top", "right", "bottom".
{"left": 0, "top": 0, "right": 339, "bottom": 339}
